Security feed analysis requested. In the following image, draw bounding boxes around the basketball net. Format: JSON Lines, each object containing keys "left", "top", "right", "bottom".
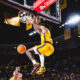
{"left": 18, "top": 10, "right": 32, "bottom": 23}
{"left": 18, "top": 10, "right": 41, "bottom": 30}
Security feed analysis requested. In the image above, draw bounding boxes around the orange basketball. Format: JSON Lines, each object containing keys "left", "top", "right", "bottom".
{"left": 17, "top": 44, "right": 26, "bottom": 54}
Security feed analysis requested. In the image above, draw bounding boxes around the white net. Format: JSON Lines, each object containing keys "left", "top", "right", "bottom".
{"left": 18, "top": 10, "right": 32, "bottom": 23}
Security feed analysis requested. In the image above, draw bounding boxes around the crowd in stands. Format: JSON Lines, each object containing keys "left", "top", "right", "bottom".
{"left": 0, "top": 56, "right": 80, "bottom": 80}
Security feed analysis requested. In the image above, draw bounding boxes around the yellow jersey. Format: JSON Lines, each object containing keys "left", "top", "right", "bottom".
{"left": 11, "top": 77, "right": 19, "bottom": 80}
{"left": 41, "top": 29, "right": 53, "bottom": 44}
{"left": 36, "top": 29, "right": 54, "bottom": 56}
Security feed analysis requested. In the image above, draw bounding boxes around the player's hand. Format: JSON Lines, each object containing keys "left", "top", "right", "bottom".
{"left": 26, "top": 16, "right": 33, "bottom": 23}
{"left": 26, "top": 19, "right": 33, "bottom": 23}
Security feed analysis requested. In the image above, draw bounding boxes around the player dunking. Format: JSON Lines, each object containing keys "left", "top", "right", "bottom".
{"left": 26, "top": 16, "right": 54, "bottom": 75}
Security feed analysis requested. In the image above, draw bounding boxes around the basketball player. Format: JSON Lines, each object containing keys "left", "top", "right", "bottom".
{"left": 26, "top": 16, "right": 54, "bottom": 75}
{"left": 9, "top": 67, "right": 22, "bottom": 80}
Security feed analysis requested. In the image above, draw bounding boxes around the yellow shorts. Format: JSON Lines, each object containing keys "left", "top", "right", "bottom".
{"left": 36, "top": 43, "right": 54, "bottom": 56}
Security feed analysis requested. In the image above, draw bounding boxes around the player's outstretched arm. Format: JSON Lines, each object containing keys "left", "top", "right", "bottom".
{"left": 33, "top": 16, "right": 48, "bottom": 33}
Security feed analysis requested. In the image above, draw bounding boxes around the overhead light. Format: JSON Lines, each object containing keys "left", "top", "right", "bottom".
{"left": 59, "top": 26, "right": 62, "bottom": 28}
{"left": 78, "top": 35, "right": 80, "bottom": 38}
{"left": 33, "top": 31, "right": 36, "bottom": 34}
{"left": 55, "top": 41, "right": 58, "bottom": 44}
{"left": 59, "top": 24, "right": 65, "bottom": 28}
{"left": 29, "top": 33, "right": 34, "bottom": 36}
{"left": 62, "top": 24, "right": 65, "bottom": 27}
{"left": 59, "top": 15, "right": 80, "bottom": 28}
{"left": 65, "top": 22, "right": 68, "bottom": 25}
{"left": 66, "top": 15, "right": 80, "bottom": 25}
{"left": 14, "top": 46, "right": 16, "bottom": 49}
{"left": 29, "top": 31, "right": 36, "bottom": 36}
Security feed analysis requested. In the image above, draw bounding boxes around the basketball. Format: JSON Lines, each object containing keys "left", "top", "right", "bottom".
{"left": 17, "top": 44, "right": 26, "bottom": 54}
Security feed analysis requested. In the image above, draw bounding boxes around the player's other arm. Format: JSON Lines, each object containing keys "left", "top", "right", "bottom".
{"left": 33, "top": 16, "right": 48, "bottom": 33}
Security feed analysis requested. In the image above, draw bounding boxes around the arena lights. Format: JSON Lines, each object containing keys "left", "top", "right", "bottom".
{"left": 78, "top": 35, "right": 80, "bottom": 38}
{"left": 66, "top": 15, "right": 80, "bottom": 25}
{"left": 55, "top": 41, "right": 58, "bottom": 44}
{"left": 29, "top": 31, "right": 36, "bottom": 36}
{"left": 59, "top": 15, "right": 80, "bottom": 28}
{"left": 4, "top": 16, "right": 20, "bottom": 26}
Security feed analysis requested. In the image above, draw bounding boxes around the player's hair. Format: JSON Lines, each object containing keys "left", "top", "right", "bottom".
{"left": 39, "top": 22, "right": 50, "bottom": 29}
{"left": 16, "top": 67, "right": 20, "bottom": 72}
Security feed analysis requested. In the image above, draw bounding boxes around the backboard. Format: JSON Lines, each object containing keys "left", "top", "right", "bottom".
{"left": 0, "top": 0, "right": 61, "bottom": 24}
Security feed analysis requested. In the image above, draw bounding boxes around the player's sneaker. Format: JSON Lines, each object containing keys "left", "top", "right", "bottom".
{"left": 31, "top": 62, "right": 40, "bottom": 75}
{"left": 36, "top": 66, "right": 46, "bottom": 75}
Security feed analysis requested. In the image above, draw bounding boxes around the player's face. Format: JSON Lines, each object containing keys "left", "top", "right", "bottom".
{"left": 13, "top": 71, "right": 18, "bottom": 78}
{"left": 16, "top": 67, "right": 20, "bottom": 72}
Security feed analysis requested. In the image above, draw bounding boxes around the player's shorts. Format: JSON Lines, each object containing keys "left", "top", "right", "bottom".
{"left": 33, "top": 43, "right": 54, "bottom": 56}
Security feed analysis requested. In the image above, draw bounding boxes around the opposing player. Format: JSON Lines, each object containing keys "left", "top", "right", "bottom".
{"left": 9, "top": 67, "right": 22, "bottom": 80}
{"left": 26, "top": 15, "right": 54, "bottom": 75}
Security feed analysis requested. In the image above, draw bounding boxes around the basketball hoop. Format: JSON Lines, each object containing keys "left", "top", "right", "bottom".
{"left": 18, "top": 10, "right": 33, "bottom": 23}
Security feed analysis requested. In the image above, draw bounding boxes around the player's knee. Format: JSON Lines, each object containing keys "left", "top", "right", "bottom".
{"left": 26, "top": 51, "right": 29, "bottom": 55}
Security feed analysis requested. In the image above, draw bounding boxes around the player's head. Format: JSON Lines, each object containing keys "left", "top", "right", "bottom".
{"left": 39, "top": 22, "right": 50, "bottom": 29}
{"left": 15, "top": 67, "right": 20, "bottom": 72}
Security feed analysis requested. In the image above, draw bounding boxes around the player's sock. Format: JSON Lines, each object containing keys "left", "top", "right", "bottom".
{"left": 32, "top": 60, "right": 37, "bottom": 65}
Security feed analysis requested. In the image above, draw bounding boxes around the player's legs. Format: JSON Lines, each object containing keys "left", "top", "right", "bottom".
{"left": 39, "top": 54, "right": 45, "bottom": 67}
{"left": 36, "top": 54, "right": 46, "bottom": 75}
{"left": 26, "top": 50, "right": 37, "bottom": 65}
{"left": 26, "top": 47, "right": 40, "bottom": 75}
{"left": 26, "top": 46, "right": 47, "bottom": 75}
{"left": 35, "top": 43, "right": 54, "bottom": 75}
{"left": 33, "top": 47, "right": 46, "bottom": 75}
{"left": 33, "top": 47, "right": 45, "bottom": 67}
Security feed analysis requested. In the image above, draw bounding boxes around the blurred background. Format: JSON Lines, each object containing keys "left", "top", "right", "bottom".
{"left": 0, "top": 0, "right": 80, "bottom": 80}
